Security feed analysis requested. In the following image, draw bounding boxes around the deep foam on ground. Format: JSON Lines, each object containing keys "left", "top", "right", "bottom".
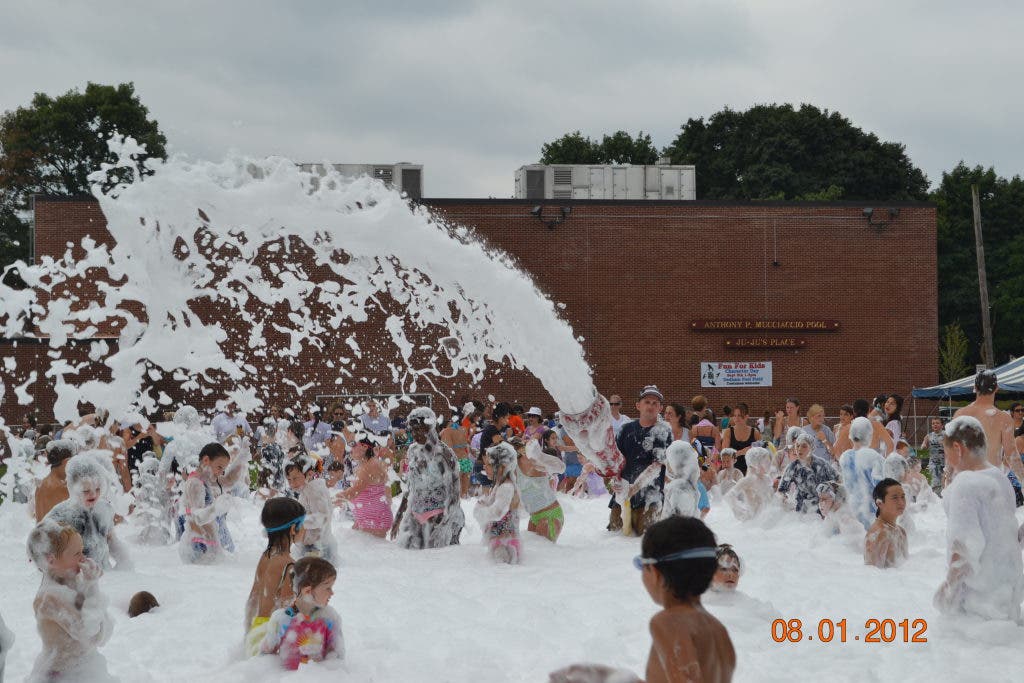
{"left": 1, "top": 492, "right": 1022, "bottom": 682}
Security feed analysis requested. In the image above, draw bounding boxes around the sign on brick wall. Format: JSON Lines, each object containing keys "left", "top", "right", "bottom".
{"left": 700, "top": 361, "right": 772, "bottom": 387}
{"left": 691, "top": 319, "right": 840, "bottom": 331}
{"left": 724, "top": 337, "right": 806, "bottom": 349}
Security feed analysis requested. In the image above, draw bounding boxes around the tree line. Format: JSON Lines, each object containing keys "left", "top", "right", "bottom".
{"left": 0, "top": 88, "right": 1019, "bottom": 374}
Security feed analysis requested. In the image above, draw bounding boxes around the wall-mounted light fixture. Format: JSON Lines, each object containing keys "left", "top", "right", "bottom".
{"left": 531, "top": 205, "right": 571, "bottom": 229}
{"left": 863, "top": 207, "right": 899, "bottom": 231}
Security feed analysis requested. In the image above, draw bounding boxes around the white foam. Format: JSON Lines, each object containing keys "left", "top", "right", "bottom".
{"left": 0, "top": 137, "right": 595, "bottom": 423}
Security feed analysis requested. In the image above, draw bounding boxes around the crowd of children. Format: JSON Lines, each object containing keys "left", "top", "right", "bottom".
{"left": 5, "top": 373, "right": 1024, "bottom": 681}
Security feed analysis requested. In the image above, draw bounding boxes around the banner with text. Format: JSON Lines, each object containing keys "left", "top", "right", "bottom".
{"left": 700, "top": 361, "right": 772, "bottom": 388}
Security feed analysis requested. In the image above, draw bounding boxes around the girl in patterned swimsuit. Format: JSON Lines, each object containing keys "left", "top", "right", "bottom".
{"left": 474, "top": 442, "right": 522, "bottom": 563}
{"left": 335, "top": 433, "right": 393, "bottom": 538}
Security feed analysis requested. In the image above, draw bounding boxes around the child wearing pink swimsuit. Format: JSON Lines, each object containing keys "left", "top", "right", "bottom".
{"left": 352, "top": 484, "right": 394, "bottom": 532}
{"left": 334, "top": 435, "right": 393, "bottom": 538}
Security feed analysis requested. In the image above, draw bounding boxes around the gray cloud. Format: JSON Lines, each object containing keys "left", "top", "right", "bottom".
{"left": 2, "top": 1, "right": 1022, "bottom": 197}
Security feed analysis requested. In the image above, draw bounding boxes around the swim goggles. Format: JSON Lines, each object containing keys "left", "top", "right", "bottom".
{"left": 633, "top": 547, "right": 717, "bottom": 570}
{"left": 265, "top": 514, "right": 306, "bottom": 533}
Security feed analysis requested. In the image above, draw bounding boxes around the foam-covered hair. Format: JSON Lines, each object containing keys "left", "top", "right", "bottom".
{"left": 27, "top": 518, "right": 78, "bottom": 568}
{"left": 173, "top": 405, "right": 201, "bottom": 429}
{"left": 883, "top": 454, "right": 909, "bottom": 481}
{"left": 45, "top": 439, "right": 78, "bottom": 467}
{"left": 138, "top": 454, "right": 160, "bottom": 476}
{"left": 791, "top": 430, "right": 814, "bottom": 448}
{"left": 484, "top": 441, "right": 517, "bottom": 474}
{"left": 407, "top": 406, "right": 437, "bottom": 427}
{"left": 745, "top": 446, "right": 771, "bottom": 474}
{"left": 943, "top": 415, "right": 987, "bottom": 457}
{"left": 65, "top": 452, "right": 113, "bottom": 498}
{"left": 665, "top": 440, "right": 699, "bottom": 483}
{"left": 849, "top": 416, "right": 873, "bottom": 445}
{"left": 816, "top": 480, "right": 848, "bottom": 506}
{"left": 64, "top": 426, "right": 100, "bottom": 451}
{"left": 786, "top": 426, "right": 804, "bottom": 446}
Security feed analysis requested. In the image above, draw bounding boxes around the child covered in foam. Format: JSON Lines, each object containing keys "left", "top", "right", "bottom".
{"left": 934, "top": 416, "right": 1024, "bottom": 622}
{"left": 724, "top": 446, "right": 774, "bottom": 521}
{"left": 660, "top": 440, "right": 703, "bottom": 519}
{"left": 902, "top": 455, "right": 938, "bottom": 510}
{"left": 26, "top": 519, "right": 114, "bottom": 682}
{"left": 259, "top": 557, "right": 344, "bottom": 670}
{"left": 43, "top": 452, "right": 132, "bottom": 570}
{"left": 285, "top": 456, "right": 337, "bottom": 562}
{"left": 838, "top": 417, "right": 885, "bottom": 529}
{"left": 474, "top": 442, "right": 522, "bottom": 564}
{"left": 178, "top": 441, "right": 251, "bottom": 563}
{"left": 815, "top": 481, "right": 864, "bottom": 544}
{"left": 715, "top": 448, "right": 743, "bottom": 497}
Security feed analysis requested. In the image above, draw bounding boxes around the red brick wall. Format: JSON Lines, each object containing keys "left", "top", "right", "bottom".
{"left": 1, "top": 197, "right": 938, "bottom": 424}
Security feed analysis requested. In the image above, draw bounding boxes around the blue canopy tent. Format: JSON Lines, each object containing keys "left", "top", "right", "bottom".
{"left": 912, "top": 356, "right": 1024, "bottom": 399}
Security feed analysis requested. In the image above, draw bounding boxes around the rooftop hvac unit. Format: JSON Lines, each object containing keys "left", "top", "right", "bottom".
{"left": 515, "top": 164, "right": 696, "bottom": 200}
{"left": 299, "top": 163, "right": 423, "bottom": 198}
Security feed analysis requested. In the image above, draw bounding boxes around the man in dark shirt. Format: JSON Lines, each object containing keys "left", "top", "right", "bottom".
{"left": 608, "top": 385, "right": 673, "bottom": 535}
{"left": 475, "top": 402, "right": 511, "bottom": 491}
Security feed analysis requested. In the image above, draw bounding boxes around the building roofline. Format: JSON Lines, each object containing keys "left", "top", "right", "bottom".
{"left": 32, "top": 194, "right": 936, "bottom": 209}
{"left": 419, "top": 198, "right": 935, "bottom": 208}
{"left": 32, "top": 194, "right": 97, "bottom": 204}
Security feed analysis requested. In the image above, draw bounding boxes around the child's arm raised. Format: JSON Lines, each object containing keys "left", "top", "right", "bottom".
{"left": 218, "top": 438, "right": 253, "bottom": 490}
{"left": 525, "top": 440, "right": 566, "bottom": 475}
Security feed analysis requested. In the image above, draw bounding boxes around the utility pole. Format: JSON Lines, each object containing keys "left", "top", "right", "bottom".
{"left": 971, "top": 184, "right": 995, "bottom": 368}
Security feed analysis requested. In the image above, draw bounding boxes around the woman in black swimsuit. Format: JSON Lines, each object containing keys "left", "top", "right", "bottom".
{"left": 722, "top": 403, "right": 760, "bottom": 475}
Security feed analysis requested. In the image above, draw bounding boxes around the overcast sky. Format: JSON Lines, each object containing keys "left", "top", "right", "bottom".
{"left": 3, "top": 1, "right": 1022, "bottom": 197}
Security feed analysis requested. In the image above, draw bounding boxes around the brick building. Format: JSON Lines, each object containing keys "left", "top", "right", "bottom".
{"left": 0, "top": 196, "right": 938, "bottom": 424}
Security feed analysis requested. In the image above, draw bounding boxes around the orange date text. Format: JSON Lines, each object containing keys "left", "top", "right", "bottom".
{"left": 771, "top": 618, "right": 928, "bottom": 643}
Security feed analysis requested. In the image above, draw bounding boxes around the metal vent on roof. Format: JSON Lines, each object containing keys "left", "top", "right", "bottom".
{"left": 553, "top": 167, "right": 572, "bottom": 185}
{"left": 553, "top": 188, "right": 572, "bottom": 199}
{"left": 401, "top": 168, "right": 422, "bottom": 199}
{"left": 373, "top": 167, "right": 394, "bottom": 183}
{"left": 525, "top": 170, "right": 545, "bottom": 199}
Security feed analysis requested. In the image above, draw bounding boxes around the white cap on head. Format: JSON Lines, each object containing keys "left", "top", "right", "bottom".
{"left": 638, "top": 385, "right": 664, "bottom": 401}
{"left": 850, "top": 417, "right": 873, "bottom": 445}
{"left": 526, "top": 406, "right": 543, "bottom": 417}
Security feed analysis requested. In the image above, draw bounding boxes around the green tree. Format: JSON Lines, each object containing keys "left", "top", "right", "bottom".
{"left": 663, "top": 104, "right": 929, "bottom": 201}
{"left": 938, "top": 322, "right": 971, "bottom": 381}
{"left": 598, "top": 130, "right": 658, "bottom": 165}
{"left": 932, "top": 163, "right": 1024, "bottom": 365}
{"left": 540, "top": 130, "right": 658, "bottom": 165}
{"left": 0, "top": 82, "right": 167, "bottom": 268}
